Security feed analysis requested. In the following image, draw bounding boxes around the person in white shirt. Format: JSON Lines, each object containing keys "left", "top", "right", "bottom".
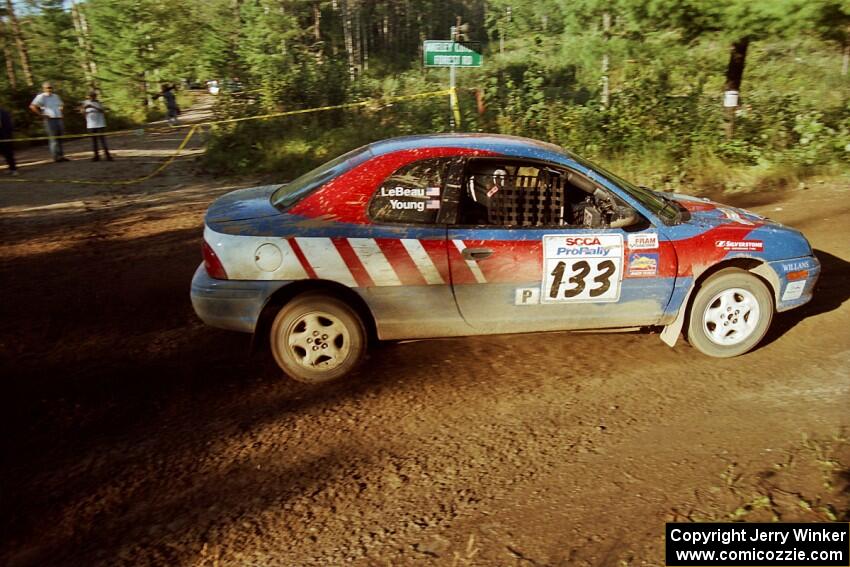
{"left": 80, "top": 91, "right": 113, "bottom": 161}
{"left": 29, "top": 81, "right": 68, "bottom": 162}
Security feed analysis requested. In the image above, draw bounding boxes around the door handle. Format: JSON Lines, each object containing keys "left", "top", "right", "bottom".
{"left": 462, "top": 247, "right": 494, "bottom": 261}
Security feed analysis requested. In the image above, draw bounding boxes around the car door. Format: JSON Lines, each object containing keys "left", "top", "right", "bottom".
{"left": 359, "top": 156, "right": 471, "bottom": 339}
{"left": 445, "top": 158, "right": 676, "bottom": 333}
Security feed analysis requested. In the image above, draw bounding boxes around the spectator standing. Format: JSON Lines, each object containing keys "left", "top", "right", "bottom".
{"left": 0, "top": 107, "right": 18, "bottom": 175}
{"left": 160, "top": 84, "right": 180, "bottom": 125}
{"left": 80, "top": 91, "right": 113, "bottom": 161}
{"left": 29, "top": 81, "right": 69, "bottom": 162}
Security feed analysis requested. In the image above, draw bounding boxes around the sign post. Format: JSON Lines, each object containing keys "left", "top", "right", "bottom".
{"left": 423, "top": 39, "right": 482, "bottom": 130}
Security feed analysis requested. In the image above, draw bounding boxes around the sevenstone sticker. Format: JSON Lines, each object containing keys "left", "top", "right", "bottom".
{"left": 715, "top": 240, "right": 764, "bottom": 252}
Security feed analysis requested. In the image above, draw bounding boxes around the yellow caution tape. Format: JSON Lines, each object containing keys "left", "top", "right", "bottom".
{"left": 0, "top": 125, "right": 197, "bottom": 186}
{"left": 0, "top": 89, "right": 454, "bottom": 185}
{"left": 0, "top": 89, "right": 453, "bottom": 142}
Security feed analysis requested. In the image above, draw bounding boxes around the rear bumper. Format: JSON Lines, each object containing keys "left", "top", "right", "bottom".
{"left": 190, "top": 264, "right": 288, "bottom": 333}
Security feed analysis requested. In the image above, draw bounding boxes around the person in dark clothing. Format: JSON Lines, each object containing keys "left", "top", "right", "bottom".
{"left": 159, "top": 83, "right": 180, "bottom": 125}
{"left": 0, "top": 107, "right": 18, "bottom": 175}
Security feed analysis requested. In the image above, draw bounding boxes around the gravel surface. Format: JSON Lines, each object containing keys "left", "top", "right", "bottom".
{"left": 1, "top": 107, "right": 848, "bottom": 566}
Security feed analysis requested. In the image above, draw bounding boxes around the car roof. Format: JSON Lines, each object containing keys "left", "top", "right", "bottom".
{"left": 367, "top": 133, "right": 578, "bottom": 163}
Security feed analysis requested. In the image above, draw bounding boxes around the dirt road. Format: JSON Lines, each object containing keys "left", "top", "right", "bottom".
{"left": 1, "top": 110, "right": 848, "bottom": 566}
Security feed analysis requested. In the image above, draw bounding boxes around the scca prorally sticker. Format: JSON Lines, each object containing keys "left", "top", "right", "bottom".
{"left": 542, "top": 234, "right": 623, "bottom": 303}
{"left": 628, "top": 253, "right": 658, "bottom": 277}
{"left": 627, "top": 232, "right": 658, "bottom": 250}
{"left": 715, "top": 240, "right": 764, "bottom": 252}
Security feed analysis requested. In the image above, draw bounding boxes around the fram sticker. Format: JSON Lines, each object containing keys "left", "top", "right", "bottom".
{"left": 486, "top": 186, "right": 499, "bottom": 198}
{"left": 627, "top": 233, "right": 658, "bottom": 250}
{"left": 628, "top": 253, "right": 658, "bottom": 277}
{"left": 515, "top": 287, "right": 540, "bottom": 305}
{"left": 715, "top": 240, "right": 764, "bottom": 252}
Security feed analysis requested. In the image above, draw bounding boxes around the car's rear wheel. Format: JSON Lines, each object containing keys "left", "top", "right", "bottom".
{"left": 270, "top": 293, "right": 366, "bottom": 383}
{"left": 687, "top": 268, "right": 773, "bottom": 358}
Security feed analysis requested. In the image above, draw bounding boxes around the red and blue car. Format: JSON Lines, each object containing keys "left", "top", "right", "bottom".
{"left": 191, "top": 134, "right": 819, "bottom": 383}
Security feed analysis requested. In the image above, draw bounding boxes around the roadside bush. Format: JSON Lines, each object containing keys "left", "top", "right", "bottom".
{"left": 205, "top": 38, "right": 849, "bottom": 192}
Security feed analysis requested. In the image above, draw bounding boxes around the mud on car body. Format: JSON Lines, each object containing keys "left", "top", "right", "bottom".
{"left": 191, "top": 134, "right": 820, "bottom": 383}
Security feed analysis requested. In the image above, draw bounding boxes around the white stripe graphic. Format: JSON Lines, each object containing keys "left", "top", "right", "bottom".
{"left": 277, "top": 238, "right": 310, "bottom": 280}
{"left": 452, "top": 239, "right": 487, "bottom": 284}
{"left": 401, "top": 239, "right": 444, "bottom": 285}
{"left": 347, "top": 238, "right": 402, "bottom": 286}
{"left": 295, "top": 237, "right": 357, "bottom": 287}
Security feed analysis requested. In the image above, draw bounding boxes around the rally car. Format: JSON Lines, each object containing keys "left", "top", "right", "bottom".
{"left": 191, "top": 134, "right": 819, "bottom": 383}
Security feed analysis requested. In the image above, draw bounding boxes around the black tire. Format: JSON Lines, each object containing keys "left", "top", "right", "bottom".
{"left": 270, "top": 293, "right": 367, "bottom": 383}
{"left": 686, "top": 268, "right": 774, "bottom": 358}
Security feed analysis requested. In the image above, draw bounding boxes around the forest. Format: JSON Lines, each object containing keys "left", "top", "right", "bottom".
{"left": 1, "top": 0, "right": 848, "bottom": 192}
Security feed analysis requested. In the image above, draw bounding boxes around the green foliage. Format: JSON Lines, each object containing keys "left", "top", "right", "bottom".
{"left": 2, "top": 0, "right": 846, "bottom": 192}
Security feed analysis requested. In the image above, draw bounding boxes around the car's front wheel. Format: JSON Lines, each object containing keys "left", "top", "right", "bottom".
{"left": 687, "top": 268, "right": 773, "bottom": 358}
{"left": 270, "top": 293, "right": 366, "bottom": 383}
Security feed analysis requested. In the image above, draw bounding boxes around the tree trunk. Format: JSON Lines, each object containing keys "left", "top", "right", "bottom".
{"left": 601, "top": 11, "right": 611, "bottom": 108}
{"left": 312, "top": 1, "right": 323, "bottom": 63}
{"left": 352, "top": 0, "right": 362, "bottom": 73}
{"left": 360, "top": 3, "right": 368, "bottom": 72}
{"left": 76, "top": 2, "right": 97, "bottom": 80}
{"left": 313, "top": 1, "right": 322, "bottom": 41}
{"left": 70, "top": 3, "right": 94, "bottom": 86}
{"left": 723, "top": 37, "right": 749, "bottom": 139}
{"left": 724, "top": 38, "right": 749, "bottom": 92}
{"left": 2, "top": 18, "right": 17, "bottom": 89}
{"left": 340, "top": 0, "right": 357, "bottom": 81}
{"left": 5, "top": 0, "right": 33, "bottom": 87}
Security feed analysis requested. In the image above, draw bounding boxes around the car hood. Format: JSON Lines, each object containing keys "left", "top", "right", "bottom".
{"left": 205, "top": 184, "right": 283, "bottom": 223}
{"left": 658, "top": 191, "right": 776, "bottom": 229}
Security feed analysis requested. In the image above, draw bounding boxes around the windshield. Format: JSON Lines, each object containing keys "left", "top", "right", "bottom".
{"left": 566, "top": 153, "right": 680, "bottom": 224}
{"left": 271, "top": 145, "right": 374, "bottom": 209}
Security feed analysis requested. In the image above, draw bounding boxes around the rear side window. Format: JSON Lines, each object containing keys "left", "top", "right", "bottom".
{"left": 271, "top": 145, "right": 373, "bottom": 209}
{"left": 369, "top": 158, "right": 445, "bottom": 224}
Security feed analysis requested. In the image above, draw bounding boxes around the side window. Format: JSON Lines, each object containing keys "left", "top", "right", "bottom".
{"left": 369, "top": 159, "right": 445, "bottom": 224}
{"left": 457, "top": 159, "right": 643, "bottom": 230}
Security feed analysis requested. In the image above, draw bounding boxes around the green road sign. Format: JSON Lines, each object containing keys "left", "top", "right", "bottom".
{"left": 423, "top": 40, "right": 482, "bottom": 67}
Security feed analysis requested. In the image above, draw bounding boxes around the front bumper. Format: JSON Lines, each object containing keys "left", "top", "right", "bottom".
{"left": 190, "top": 264, "right": 289, "bottom": 333}
{"left": 767, "top": 255, "right": 821, "bottom": 312}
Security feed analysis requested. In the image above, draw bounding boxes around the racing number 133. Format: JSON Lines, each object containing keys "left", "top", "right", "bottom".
{"left": 549, "top": 260, "right": 617, "bottom": 299}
